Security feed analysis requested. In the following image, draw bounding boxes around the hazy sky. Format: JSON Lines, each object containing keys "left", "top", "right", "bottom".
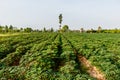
{"left": 0, "top": 0, "right": 120, "bottom": 30}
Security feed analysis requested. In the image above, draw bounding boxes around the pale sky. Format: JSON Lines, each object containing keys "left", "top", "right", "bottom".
{"left": 0, "top": 0, "right": 120, "bottom": 30}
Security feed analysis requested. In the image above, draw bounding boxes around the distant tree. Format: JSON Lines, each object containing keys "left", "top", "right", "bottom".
{"left": 34, "top": 29, "right": 40, "bottom": 32}
{"left": 43, "top": 27, "right": 46, "bottom": 32}
{"left": 5, "top": 25, "right": 8, "bottom": 32}
{"left": 98, "top": 26, "right": 102, "bottom": 33}
{"left": 62, "top": 25, "right": 69, "bottom": 32}
{"left": 15, "top": 29, "right": 20, "bottom": 32}
{"left": 86, "top": 28, "right": 96, "bottom": 33}
{"left": 114, "top": 28, "right": 118, "bottom": 33}
{"left": 59, "top": 14, "right": 63, "bottom": 29}
{"left": 0, "top": 26, "right": 2, "bottom": 33}
{"left": 20, "top": 28, "right": 23, "bottom": 32}
{"left": 24, "top": 27, "right": 33, "bottom": 32}
{"left": 80, "top": 28, "right": 84, "bottom": 33}
{"left": 9, "top": 25, "right": 13, "bottom": 30}
{"left": 50, "top": 28, "right": 54, "bottom": 32}
{"left": 8, "top": 25, "right": 14, "bottom": 32}
{"left": 91, "top": 28, "right": 94, "bottom": 33}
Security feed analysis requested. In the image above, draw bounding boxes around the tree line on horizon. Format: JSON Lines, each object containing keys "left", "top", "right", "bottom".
{"left": 0, "top": 25, "right": 120, "bottom": 33}
{"left": 0, "top": 25, "right": 55, "bottom": 33}
{"left": 79, "top": 26, "right": 120, "bottom": 33}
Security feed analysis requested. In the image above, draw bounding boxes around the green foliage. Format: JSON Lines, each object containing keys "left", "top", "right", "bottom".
{"left": 64, "top": 32, "right": 120, "bottom": 80}
{"left": 1, "top": 32, "right": 120, "bottom": 80}
{"left": 62, "top": 25, "right": 69, "bottom": 32}
{"left": 24, "top": 27, "right": 33, "bottom": 32}
{"left": 59, "top": 14, "right": 62, "bottom": 24}
{"left": 59, "top": 14, "right": 63, "bottom": 29}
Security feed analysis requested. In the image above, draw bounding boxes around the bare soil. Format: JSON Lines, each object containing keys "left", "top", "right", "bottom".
{"left": 78, "top": 55, "right": 106, "bottom": 80}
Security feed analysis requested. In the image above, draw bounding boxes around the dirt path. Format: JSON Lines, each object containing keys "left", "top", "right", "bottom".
{"left": 78, "top": 55, "right": 106, "bottom": 80}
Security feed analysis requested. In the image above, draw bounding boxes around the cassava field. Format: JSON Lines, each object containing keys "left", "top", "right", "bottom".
{"left": 0, "top": 32, "right": 120, "bottom": 80}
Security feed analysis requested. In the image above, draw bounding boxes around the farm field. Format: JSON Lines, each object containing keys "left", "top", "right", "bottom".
{"left": 0, "top": 32, "right": 120, "bottom": 80}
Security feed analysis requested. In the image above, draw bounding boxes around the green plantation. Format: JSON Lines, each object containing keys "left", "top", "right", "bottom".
{"left": 0, "top": 32, "right": 120, "bottom": 80}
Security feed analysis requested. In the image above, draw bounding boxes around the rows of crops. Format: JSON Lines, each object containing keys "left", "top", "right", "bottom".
{"left": 0, "top": 32, "right": 120, "bottom": 80}
{"left": 0, "top": 32, "right": 96, "bottom": 80}
{"left": 64, "top": 32, "right": 120, "bottom": 80}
